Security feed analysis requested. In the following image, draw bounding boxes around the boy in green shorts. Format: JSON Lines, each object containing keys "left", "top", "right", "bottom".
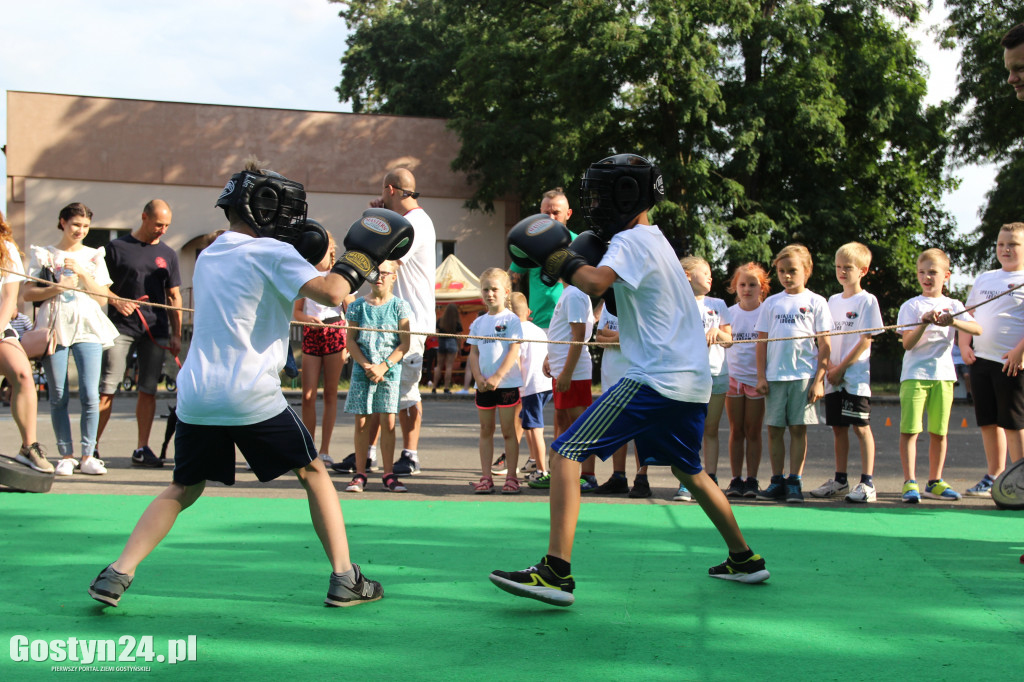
{"left": 896, "top": 249, "right": 981, "bottom": 503}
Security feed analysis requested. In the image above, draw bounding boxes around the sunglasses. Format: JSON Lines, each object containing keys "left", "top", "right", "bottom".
{"left": 388, "top": 184, "right": 420, "bottom": 200}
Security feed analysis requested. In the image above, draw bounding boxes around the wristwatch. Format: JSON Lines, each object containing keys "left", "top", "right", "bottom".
{"left": 385, "top": 359, "right": 395, "bottom": 370}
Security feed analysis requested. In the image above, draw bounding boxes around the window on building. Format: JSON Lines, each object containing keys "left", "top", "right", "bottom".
{"left": 437, "top": 240, "right": 455, "bottom": 265}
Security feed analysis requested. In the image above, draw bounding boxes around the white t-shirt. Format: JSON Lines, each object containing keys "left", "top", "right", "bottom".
{"left": 966, "top": 269, "right": 1024, "bottom": 364}
{"left": 302, "top": 272, "right": 345, "bottom": 320}
{"left": 826, "top": 290, "right": 884, "bottom": 397}
{"left": 29, "top": 244, "right": 117, "bottom": 347}
{"left": 755, "top": 290, "right": 833, "bottom": 381}
{"left": 177, "top": 231, "right": 320, "bottom": 425}
{"left": 1, "top": 241, "right": 25, "bottom": 287}
{"left": 467, "top": 308, "right": 523, "bottom": 389}
{"left": 393, "top": 206, "right": 436, "bottom": 343}
{"left": 519, "top": 319, "right": 551, "bottom": 396}
{"left": 546, "top": 285, "right": 594, "bottom": 380}
{"left": 601, "top": 224, "right": 711, "bottom": 403}
{"left": 597, "top": 307, "right": 629, "bottom": 389}
{"left": 698, "top": 296, "right": 730, "bottom": 377}
{"left": 726, "top": 304, "right": 760, "bottom": 387}
{"left": 897, "top": 295, "right": 971, "bottom": 382}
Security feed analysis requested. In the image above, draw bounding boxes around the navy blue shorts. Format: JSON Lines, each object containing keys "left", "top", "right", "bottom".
{"left": 520, "top": 391, "right": 552, "bottom": 429}
{"left": 552, "top": 378, "right": 707, "bottom": 474}
{"left": 173, "top": 407, "right": 317, "bottom": 486}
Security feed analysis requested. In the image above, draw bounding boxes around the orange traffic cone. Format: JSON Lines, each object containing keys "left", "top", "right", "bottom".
{"left": 885, "top": 417, "right": 892, "bottom": 426}
{"left": 961, "top": 418, "right": 968, "bottom": 428}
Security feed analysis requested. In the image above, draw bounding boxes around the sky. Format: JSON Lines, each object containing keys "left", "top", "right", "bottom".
{"left": 0, "top": 0, "right": 1002, "bottom": 266}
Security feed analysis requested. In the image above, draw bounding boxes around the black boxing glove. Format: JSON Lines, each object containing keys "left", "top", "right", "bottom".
{"left": 293, "top": 219, "right": 330, "bottom": 265}
{"left": 567, "top": 231, "right": 617, "bottom": 314}
{"left": 507, "top": 214, "right": 584, "bottom": 286}
{"left": 331, "top": 208, "right": 415, "bottom": 290}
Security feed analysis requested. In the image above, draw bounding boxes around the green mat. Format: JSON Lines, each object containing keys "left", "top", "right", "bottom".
{"left": 1, "top": 494, "right": 1021, "bottom": 680}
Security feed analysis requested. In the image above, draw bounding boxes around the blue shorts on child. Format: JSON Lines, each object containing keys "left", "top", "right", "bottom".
{"left": 552, "top": 378, "right": 706, "bottom": 474}
{"left": 520, "top": 390, "right": 552, "bottom": 429}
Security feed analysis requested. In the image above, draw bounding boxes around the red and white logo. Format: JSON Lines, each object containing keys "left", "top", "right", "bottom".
{"left": 527, "top": 218, "right": 554, "bottom": 236}
{"left": 155, "top": 257, "right": 168, "bottom": 270}
{"left": 361, "top": 216, "right": 391, "bottom": 235}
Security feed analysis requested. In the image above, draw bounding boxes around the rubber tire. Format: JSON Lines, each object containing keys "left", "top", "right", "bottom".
{"left": 992, "top": 458, "right": 1024, "bottom": 510}
{"left": 0, "top": 455, "right": 54, "bottom": 493}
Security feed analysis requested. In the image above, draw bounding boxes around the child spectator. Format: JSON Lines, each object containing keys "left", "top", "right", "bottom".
{"left": 678, "top": 256, "right": 731, "bottom": 501}
{"left": 344, "top": 261, "right": 411, "bottom": 493}
{"left": 897, "top": 248, "right": 981, "bottom": 503}
{"left": 755, "top": 244, "right": 832, "bottom": 503}
{"left": 810, "top": 242, "right": 884, "bottom": 503}
{"left": 960, "top": 223, "right": 1024, "bottom": 497}
{"left": 510, "top": 292, "right": 552, "bottom": 484}
{"left": 468, "top": 268, "right": 523, "bottom": 494}
{"left": 723, "top": 263, "right": 770, "bottom": 498}
{"left": 432, "top": 302, "right": 463, "bottom": 394}
{"left": 293, "top": 234, "right": 353, "bottom": 467}
{"left": 536, "top": 276, "right": 596, "bottom": 491}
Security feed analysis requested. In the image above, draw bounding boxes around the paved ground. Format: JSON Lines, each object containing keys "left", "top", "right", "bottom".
{"left": 0, "top": 389, "right": 999, "bottom": 508}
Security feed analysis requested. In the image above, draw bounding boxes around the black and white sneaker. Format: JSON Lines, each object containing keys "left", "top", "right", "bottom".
{"left": 89, "top": 564, "right": 133, "bottom": 607}
{"left": 331, "top": 453, "right": 375, "bottom": 474}
{"left": 491, "top": 453, "right": 508, "bottom": 475}
{"left": 131, "top": 445, "right": 163, "bottom": 468}
{"left": 708, "top": 553, "right": 770, "bottom": 584}
{"left": 393, "top": 450, "right": 420, "bottom": 475}
{"left": 325, "top": 564, "right": 383, "bottom": 607}
{"left": 490, "top": 557, "right": 575, "bottom": 606}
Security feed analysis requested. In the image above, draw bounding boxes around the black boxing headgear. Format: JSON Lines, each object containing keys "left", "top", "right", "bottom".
{"left": 578, "top": 153, "right": 664, "bottom": 240}
{"left": 215, "top": 169, "right": 309, "bottom": 240}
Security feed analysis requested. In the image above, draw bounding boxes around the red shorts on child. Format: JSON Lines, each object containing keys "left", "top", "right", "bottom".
{"left": 553, "top": 379, "right": 593, "bottom": 411}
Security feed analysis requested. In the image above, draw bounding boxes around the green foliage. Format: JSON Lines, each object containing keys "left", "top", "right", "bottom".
{"left": 939, "top": 1, "right": 1024, "bottom": 272}
{"left": 333, "top": 0, "right": 959, "bottom": 341}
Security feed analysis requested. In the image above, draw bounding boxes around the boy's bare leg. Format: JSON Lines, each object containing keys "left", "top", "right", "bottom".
{"left": 980, "top": 425, "right": 1007, "bottom": 477}
{"left": 112, "top": 481, "right": 206, "bottom": 575}
{"left": 852, "top": 424, "right": 875, "bottom": 476}
{"left": 789, "top": 425, "right": 807, "bottom": 475}
{"left": 703, "top": 393, "right": 726, "bottom": 475}
{"left": 295, "top": 459, "right": 352, "bottom": 574}
{"left": 524, "top": 427, "right": 547, "bottom": 471}
{"left": 768, "top": 426, "right": 786, "bottom": 475}
{"left": 900, "top": 432, "right": 917, "bottom": 481}
{"left": 547, "top": 453, "right": 582, "bottom": 561}
{"left": 1009, "top": 429, "right": 1024, "bottom": 463}
{"left": 832, "top": 425, "right": 850, "bottom": 473}
{"left": 611, "top": 444, "right": 627, "bottom": 471}
{"left": 674, "top": 467, "right": 748, "bottom": 553}
{"left": 928, "top": 433, "right": 947, "bottom": 481}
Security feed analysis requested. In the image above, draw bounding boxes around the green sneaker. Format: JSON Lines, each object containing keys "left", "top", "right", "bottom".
{"left": 923, "top": 479, "right": 962, "bottom": 501}
{"left": 901, "top": 480, "right": 920, "bottom": 504}
{"left": 527, "top": 472, "right": 552, "bottom": 489}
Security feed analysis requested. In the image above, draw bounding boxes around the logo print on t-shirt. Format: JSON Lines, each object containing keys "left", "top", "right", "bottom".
{"left": 494, "top": 323, "right": 507, "bottom": 334}
{"left": 798, "top": 307, "right": 808, "bottom": 314}
{"left": 846, "top": 311, "right": 859, "bottom": 319}
{"left": 155, "top": 256, "right": 168, "bottom": 270}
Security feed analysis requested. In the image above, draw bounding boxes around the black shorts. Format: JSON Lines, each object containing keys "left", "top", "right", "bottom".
{"left": 824, "top": 390, "right": 871, "bottom": 427}
{"left": 475, "top": 386, "right": 521, "bottom": 410}
{"left": 173, "top": 407, "right": 316, "bottom": 486}
{"left": 970, "top": 357, "right": 1024, "bottom": 430}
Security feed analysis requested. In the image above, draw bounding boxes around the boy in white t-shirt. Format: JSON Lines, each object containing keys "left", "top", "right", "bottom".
{"left": 960, "top": 223, "right": 1024, "bottom": 496}
{"left": 493, "top": 155, "right": 768, "bottom": 607}
{"left": 755, "top": 244, "right": 832, "bottom": 504}
{"left": 896, "top": 248, "right": 981, "bottom": 503}
{"left": 89, "top": 164, "right": 412, "bottom": 609}
{"left": 810, "top": 242, "right": 884, "bottom": 503}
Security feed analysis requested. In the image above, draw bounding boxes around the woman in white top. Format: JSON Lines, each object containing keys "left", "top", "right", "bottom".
{"left": 23, "top": 203, "right": 118, "bottom": 476}
{"left": 0, "top": 209, "right": 53, "bottom": 473}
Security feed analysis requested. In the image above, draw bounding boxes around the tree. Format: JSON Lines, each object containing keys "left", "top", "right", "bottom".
{"left": 939, "top": 2, "right": 1024, "bottom": 271}
{"left": 333, "top": 0, "right": 959, "bottom": 354}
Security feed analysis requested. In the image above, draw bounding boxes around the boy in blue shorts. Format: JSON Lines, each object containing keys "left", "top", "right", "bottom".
{"left": 88, "top": 162, "right": 412, "bottom": 608}
{"left": 493, "top": 154, "right": 769, "bottom": 606}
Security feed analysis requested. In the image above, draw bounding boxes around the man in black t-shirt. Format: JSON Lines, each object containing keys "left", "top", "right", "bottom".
{"left": 96, "top": 199, "right": 183, "bottom": 467}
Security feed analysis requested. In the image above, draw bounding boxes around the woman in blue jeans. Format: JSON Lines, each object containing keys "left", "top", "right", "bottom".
{"left": 24, "top": 203, "right": 119, "bottom": 476}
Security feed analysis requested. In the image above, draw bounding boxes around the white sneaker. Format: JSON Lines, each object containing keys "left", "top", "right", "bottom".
{"left": 845, "top": 482, "right": 876, "bottom": 503}
{"left": 80, "top": 456, "right": 107, "bottom": 475}
{"left": 54, "top": 458, "right": 76, "bottom": 476}
{"left": 320, "top": 453, "right": 335, "bottom": 466}
{"left": 810, "top": 478, "right": 849, "bottom": 498}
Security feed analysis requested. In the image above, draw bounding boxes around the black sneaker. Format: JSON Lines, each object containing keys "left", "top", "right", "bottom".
{"left": 756, "top": 475, "right": 786, "bottom": 501}
{"left": 593, "top": 475, "right": 630, "bottom": 495}
{"left": 785, "top": 476, "right": 804, "bottom": 504}
{"left": 491, "top": 453, "right": 507, "bottom": 475}
{"left": 325, "top": 564, "right": 383, "bottom": 607}
{"left": 628, "top": 478, "right": 652, "bottom": 498}
{"left": 708, "top": 553, "right": 770, "bottom": 584}
{"left": 725, "top": 477, "right": 745, "bottom": 497}
{"left": 89, "top": 564, "right": 133, "bottom": 606}
{"left": 489, "top": 557, "right": 575, "bottom": 606}
{"left": 742, "top": 477, "right": 759, "bottom": 498}
{"left": 331, "top": 453, "right": 374, "bottom": 474}
{"left": 131, "top": 445, "right": 163, "bottom": 468}
{"left": 393, "top": 450, "right": 421, "bottom": 475}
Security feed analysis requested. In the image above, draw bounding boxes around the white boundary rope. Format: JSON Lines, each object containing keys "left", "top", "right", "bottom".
{"left": 4, "top": 265, "right": 1022, "bottom": 348}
